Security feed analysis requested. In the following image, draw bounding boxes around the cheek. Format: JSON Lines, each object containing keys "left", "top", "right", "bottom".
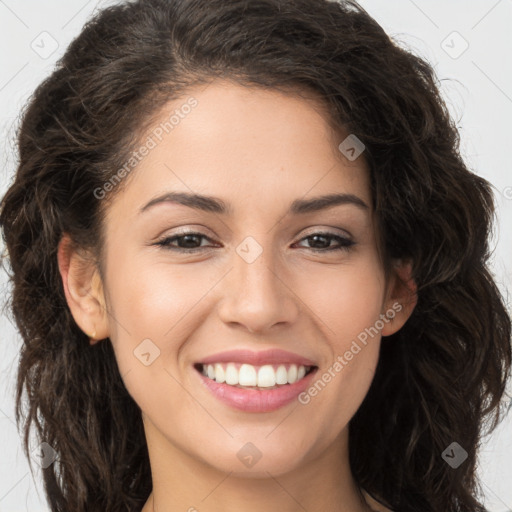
{"left": 102, "top": 256, "right": 203, "bottom": 420}
{"left": 296, "top": 256, "right": 385, "bottom": 424}
{"left": 102, "top": 250, "right": 222, "bottom": 379}
{"left": 105, "top": 250, "right": 207, "bottom": 336}
{"left": 304, "top": 255, "right": 386, "bottom": 347}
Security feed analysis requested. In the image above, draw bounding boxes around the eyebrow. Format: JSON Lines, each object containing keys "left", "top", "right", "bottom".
{"left": 140, "top": 191, "right": 369, "bottom": 215}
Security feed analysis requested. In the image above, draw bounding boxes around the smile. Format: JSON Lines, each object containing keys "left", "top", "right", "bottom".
{"left": 194, "top": 349, "right": 318, "bottom": 412}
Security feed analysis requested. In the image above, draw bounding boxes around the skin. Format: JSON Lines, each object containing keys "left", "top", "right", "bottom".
{"left": 58, "top": 79, "right": 417, "bottom": 512}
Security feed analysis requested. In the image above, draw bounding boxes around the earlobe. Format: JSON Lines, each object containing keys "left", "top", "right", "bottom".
{"left": 57, "top": 234, "right": 109, "bottom": 343}
{"left": 381, "top": 260, "right": 417, "bottom": 337}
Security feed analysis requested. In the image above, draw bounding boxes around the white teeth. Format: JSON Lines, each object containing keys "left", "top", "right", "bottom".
{"left": 257, "top": 365, "right": 276, "bottom": 387}
{"left": 275, "top": 365, "right": 288, "bottom": 385}
{"left": 287, "top": 364, "right": 298, "bottom": 384}
{"left": 201, "top": 362, "right": 311, "bottom": 387}
{"left": 214, "top": 363, "right": 225, "bottom": 383}
{"left": 239, "top": 364, "right": 257, "bottom": 386}
{"left": 225, "top": 363, "right": 238, "bottom": 385}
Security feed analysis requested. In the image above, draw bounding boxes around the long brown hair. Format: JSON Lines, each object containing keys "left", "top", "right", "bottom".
{"left": 1, "top": 1, "right": 510, "bottom": 510}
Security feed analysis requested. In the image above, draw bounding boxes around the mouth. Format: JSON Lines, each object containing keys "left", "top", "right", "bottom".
{"left": 194, "top": 362, "right": 316, "bottom": 390}
{"left": 193, "top": 350, "right": 319, "bottom": 413}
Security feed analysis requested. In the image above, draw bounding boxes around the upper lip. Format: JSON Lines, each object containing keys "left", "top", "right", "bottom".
{"left": 197, "top": 349, "right": 317, "bottom": 367}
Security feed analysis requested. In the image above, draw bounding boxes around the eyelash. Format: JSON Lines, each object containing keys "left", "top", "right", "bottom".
{"left": 154, "top": 231, "right": 355, "bottom": 254}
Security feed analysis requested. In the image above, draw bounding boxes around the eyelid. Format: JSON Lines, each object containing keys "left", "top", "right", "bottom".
{"left": 152, "top": 225, "right": 216, "bottom": 242}
{"left": 298, "top": 225, "right": 353, "bottom": 239}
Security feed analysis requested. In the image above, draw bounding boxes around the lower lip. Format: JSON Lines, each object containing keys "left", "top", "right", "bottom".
{"left": 197, "top": 368, "right": 317, "bottom": 413}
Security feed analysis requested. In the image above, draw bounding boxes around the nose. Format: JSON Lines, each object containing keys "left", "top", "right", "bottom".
{"left": 217, "top": 240, "right": 300, "bottom": 334}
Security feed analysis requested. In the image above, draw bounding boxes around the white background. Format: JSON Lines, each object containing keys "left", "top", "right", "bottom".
{"left": 0, "top": 1, "right": 511, "bottom": 510}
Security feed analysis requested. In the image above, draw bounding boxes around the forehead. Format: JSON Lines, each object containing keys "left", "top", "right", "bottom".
{"left": 105, "top": 80, "right": 371, "bottom": 219}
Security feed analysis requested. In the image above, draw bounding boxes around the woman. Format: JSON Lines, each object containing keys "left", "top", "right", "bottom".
{"left": 1, "top": 0, "right": 510, "bottom": 511}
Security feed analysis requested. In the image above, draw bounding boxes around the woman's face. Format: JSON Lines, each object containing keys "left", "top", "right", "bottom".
{"left": 69, "top": 80, "right": 410, "bottom": 477}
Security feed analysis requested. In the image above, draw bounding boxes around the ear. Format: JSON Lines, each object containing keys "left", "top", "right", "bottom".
{"left": 57, "top": 234, "right": 109, "bottom": 345}
{"left": 381, "top": 259, "right": 417, "bottom": 337}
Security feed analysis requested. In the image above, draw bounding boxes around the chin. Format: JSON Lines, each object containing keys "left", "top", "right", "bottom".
{"left": 193, "top": 434, "right": 312, "bottom": 478}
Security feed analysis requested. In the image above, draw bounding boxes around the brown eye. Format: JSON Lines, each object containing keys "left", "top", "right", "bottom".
{"left": 294, "top": 232, "right": 355, "bottom": 252}
{"left": 155, "top": 232, "right": 216, "bottom": 252}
